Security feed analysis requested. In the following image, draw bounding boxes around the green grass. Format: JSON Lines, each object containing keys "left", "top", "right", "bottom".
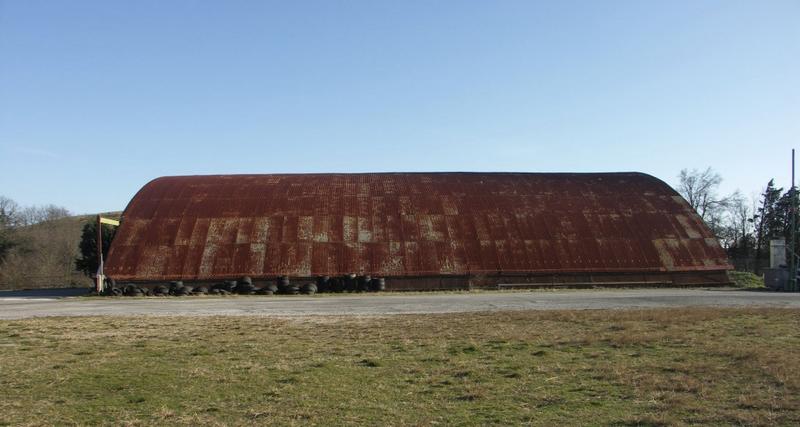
{"left": 1, "top": 308, "right": 799, "bottom": 426}
{"left": 729, "top": 271, "right": 765, "bottom": 288}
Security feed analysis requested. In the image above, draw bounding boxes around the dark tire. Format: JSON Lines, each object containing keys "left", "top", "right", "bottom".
{"left": 370, "top": 277, "right": 386, "bottom": 292}
{"left": 343, "top": 274, "right": 357, "bottom": 292}
{"left": 169, "top": 281, "right": 183, "bottom": 294}
{"left": 316, "top": 276, "right": 330, "bottom": 293}
{"left": 301, "top": 283, "right": 317, "bottom": 295}
{"left": 276, "top": 276, "right": 290, "bottom": 293}
{"left": 263, "top": 283, "right": 278, "bottom": 293}
{"left": 223, "top": 281, "right": 237, "bottom": 292}
{"left": 111, "top": 288, "right": 123, "bottom": 296}
{"left": 256, "top": 288, "right": 274, "bottom": 295}
{"left": 277, "top": 276, "right": 291, "bottom": 294}
{"left": 329, "top": 278, "right": 343, "bottom": 293}
{"left": 240, "top": 276, "right": 253, "bottom": 285}
{"left": 357, "top": 275, "right": 371, "bottom": 292}
{"left": 194, "top": 286, "right": 209, "bottom": 295}
{"left": 235, "top": 283, "right": 255, "bottom": 294}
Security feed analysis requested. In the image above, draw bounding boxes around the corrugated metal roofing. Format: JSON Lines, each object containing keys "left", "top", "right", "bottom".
{"left": 104, "top": 173, "right": 731, "bottom": 281}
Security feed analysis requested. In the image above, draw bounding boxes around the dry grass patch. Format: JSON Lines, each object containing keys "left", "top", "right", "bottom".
{"left": 0, "top": 308, "right": 798, "bottom": 426}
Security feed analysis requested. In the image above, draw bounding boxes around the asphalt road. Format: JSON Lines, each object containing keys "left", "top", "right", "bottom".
{"left": 1, "top": 288, "right": 799, "bottom": 319}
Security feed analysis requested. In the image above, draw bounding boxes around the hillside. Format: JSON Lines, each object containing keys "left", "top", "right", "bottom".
{"left": 0, "top": 212, "right": 121, "bottom": 290}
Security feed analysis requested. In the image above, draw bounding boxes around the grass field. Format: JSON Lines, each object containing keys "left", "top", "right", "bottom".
{"left": 1, "top": 308, "right": 798, "bottom": 426}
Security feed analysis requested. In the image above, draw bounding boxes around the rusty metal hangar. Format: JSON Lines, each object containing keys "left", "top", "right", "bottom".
{"left": 104, "top": 172, "right": 731, "bottom": 290}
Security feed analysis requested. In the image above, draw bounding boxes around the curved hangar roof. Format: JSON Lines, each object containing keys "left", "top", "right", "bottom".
{"left": 105, "top": 173, "right": 731, "bottom": 281}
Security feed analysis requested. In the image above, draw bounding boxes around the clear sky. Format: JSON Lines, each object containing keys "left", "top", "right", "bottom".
{"left": 1, "top": 1, "right": 798, "bottom": 214}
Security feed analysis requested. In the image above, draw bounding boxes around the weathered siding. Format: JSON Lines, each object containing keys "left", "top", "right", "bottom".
{"left": 105, "top": 172, "right": 731, "bottom": 281}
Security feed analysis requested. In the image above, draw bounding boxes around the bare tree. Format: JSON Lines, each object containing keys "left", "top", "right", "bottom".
{"left": 18, "top": 204, "right": 70, "bottom": 226}
{"left": 0, "top": 196, "right": 22, "bottom": 263}
{"left": 0, "top": 196, "right": 83, "bottom": 289}
{"left": 728, "top": 192, "right": 752, "bottom": 243}
{"left": 677, "top": 167, "right": 729, "bottom": 221}
{"left": 715, "top": 191, "right": 755, "bottom": 252}
{"left": 0, "top": 196, "right": 21, "bottom": 226}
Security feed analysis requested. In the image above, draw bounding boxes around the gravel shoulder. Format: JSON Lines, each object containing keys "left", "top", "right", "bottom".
{"left": 1, "top": 288, "right": 799, "bottom": 319}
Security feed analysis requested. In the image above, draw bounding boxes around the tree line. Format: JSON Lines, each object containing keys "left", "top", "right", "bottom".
{"left": 0, "top": 196, "right": 80, "bottom": 289}
{"left": 677, "top": 168, "right": 797, "bottom": 273}
{"left": 0, "top": 195, "right": 116, "bottom": 289}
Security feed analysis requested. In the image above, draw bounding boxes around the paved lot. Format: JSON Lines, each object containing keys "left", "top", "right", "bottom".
{"left": 1, "top": 288, "right": 799, "bottom": 319}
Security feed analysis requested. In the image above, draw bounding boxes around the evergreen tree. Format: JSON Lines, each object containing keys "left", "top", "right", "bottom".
{"left": 75, "top": 220, "right": 117, "bottom": 276}
{"left": 777, "top": 187, "right": 799, "bottom": 265}
{"left": 753, "top": 180, "right": 783, "bottom": 272}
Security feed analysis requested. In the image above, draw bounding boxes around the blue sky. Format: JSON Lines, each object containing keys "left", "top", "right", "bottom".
{"left": 1, "top": 1, "right": 798, "bottom": 214}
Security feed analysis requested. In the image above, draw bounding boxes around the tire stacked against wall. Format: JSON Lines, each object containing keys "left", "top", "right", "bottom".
{"left": 103, "top": 172, "right": 733, "bottom": 291}
{"left": 105, "top": 275, "right": 386, "bottom": 297}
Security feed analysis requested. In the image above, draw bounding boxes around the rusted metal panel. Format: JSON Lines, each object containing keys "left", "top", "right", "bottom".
{"left": 105, "top": 172, "right": 732, "bottom": 281}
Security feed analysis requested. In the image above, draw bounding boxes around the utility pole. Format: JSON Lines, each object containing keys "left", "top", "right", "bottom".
{"left": 96, "top": 215, "right": 104, "bottom": 294}
{"left": 791, "top": 149, "right": 798, "bottom": 292}
{"left": 95, "top": 215, "right": 121, "bottom": 294}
